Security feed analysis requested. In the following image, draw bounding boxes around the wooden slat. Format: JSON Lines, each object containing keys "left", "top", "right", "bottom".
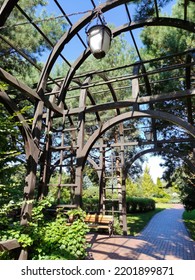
{"left": 96, "top": 225, "right": 109, "bottom": 229}
{"left": 84, "top": 214, "right": 97, "bottom": 223}
{"left": 84, "top": 214, "right": 113, "bottom": 224}
{"left": 97, "top": 215, "right": 113, "bottom": 223}
{"left": 56, "top": 204, "right": 77, "bottom": 208}
{"left": 0, "top": 239, "right": 20, "bottom": 252}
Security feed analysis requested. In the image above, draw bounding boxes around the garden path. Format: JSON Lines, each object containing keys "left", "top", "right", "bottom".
{"left": 86, "top": 204, "right": 195, "bottom": 260}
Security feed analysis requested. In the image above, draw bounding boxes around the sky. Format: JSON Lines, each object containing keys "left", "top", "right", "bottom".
{"left": 40, "top": 0, "right": 177, "bottom": 181}
{"left": 39, "top": 0, "right": 177, "bottom": 62}
{"left": 143, "top": 156, "right": 166, "bottom": 183}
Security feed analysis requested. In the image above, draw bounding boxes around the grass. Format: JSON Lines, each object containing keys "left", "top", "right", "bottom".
{"left": 183, "top": 209, "right": 195, "bottom": 241}
{"left": 127, "top": 203, "right": 172, "bottom": 236}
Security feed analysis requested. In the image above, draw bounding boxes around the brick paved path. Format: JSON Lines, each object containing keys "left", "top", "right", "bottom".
{"left": 86, "top": 204, "right": 195, "bottom": 260}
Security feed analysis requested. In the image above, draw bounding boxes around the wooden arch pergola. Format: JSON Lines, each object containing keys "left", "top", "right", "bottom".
{"left": 0, "top": 0, "right": 195, "bottom": 245}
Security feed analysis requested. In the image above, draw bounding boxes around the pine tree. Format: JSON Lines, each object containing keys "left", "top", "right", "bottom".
{"left": 140, "top": 165, "right": 155, "bottom": 198}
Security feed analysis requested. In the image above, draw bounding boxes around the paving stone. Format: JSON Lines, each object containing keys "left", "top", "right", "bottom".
{"left": 86, "top": 204, "right": 195, "bottom": 260}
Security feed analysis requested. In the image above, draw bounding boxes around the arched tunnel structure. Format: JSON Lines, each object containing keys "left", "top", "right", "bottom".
{"left": 0, "top": 0, "right": 195, "bottom": 251}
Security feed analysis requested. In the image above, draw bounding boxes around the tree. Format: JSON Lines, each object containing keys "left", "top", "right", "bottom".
{"left": 171, "top": 166, "right": 195, "bottom": 210}
{"left": 0, "top": 0, "right": 68, "bottom": 206}
{"left": 154, "top": 177, "right": 172, "bottom": 202}
{"left": 77, "top": 32, "right": 144, "bottom": 178}
{"left": 133, "top": 0, "right": 172, "bottom": 21}
{"left": 0, "top": 0, "right": 67, "bottom": 83}
{"left": 180, "top": 172, "right": 195, "bottom": 211}
{"left": 83, "top": 165, "right": 99, "bottom": 189}
{"left": 140, "top": 0, "right": 195, "bottom": 58}
{"left": 138, "top": 0, "right": 195, "bottom": 183}
{"left": 0, "top": 102, "right": 27, "bottom": 194}
{"left": 126, "top": 177, "right": 141, "bottom": 197}
{"left": 139, "top": 165, "right": 156, "bottom": 197}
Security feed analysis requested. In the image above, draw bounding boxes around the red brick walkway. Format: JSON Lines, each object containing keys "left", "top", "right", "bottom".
{"left": 86, "top": 204, "right": 195, "bottom": 260}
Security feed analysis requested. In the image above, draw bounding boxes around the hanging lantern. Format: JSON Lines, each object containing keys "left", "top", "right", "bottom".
{"left": 144, "top": 130, "right": 153, "bottom": 141}
{"left": 87, "top": 24, "right": 112, "bottom": 59}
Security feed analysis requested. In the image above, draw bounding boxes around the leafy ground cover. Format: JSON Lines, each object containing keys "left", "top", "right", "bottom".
{"left": 0, "top": 200, "right": 89, "bottom": 260}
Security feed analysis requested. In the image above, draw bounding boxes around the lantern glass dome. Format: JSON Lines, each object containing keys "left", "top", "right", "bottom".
{"left": 87, "top": 24, "right": 112, "bottom": 59}
{"left": 144, "top": 130, "right": 153, "bottom": 141}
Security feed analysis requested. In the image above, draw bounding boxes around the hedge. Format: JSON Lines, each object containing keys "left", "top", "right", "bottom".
{"left": 83, "top": 196, "right": 155, "bottom": 214}
{"left": 126, "top": 197, "right": 156, "bottom": 213}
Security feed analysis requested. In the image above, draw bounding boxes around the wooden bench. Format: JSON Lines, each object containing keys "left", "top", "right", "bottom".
{"left": 84, "top": 214, "right": 114, "bottom": 237}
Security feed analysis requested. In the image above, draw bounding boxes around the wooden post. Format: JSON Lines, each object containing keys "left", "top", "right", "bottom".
{"left": 119, "top": 123, "right": 127, "bottom": 235}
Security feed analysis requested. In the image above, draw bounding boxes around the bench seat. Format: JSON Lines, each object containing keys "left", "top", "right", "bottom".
{"left": 84, "top": 214, "right": 114, "bottom": 237}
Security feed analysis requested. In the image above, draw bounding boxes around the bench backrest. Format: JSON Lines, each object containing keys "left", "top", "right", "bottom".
{"left": 85, "top": 214, "right": 113, "bottom": 224}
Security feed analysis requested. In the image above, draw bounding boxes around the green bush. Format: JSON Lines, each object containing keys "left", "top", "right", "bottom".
{"left": 153, "top": 196, "right": 171, "bottom": 203}
{"left": 183, "top": 210, "right": 195, "bottom": 240}
{"left": 0, "top": 199, "right": 89, "bottom": 260}
{"left": 126, "top": 197, "right": 156, "bottom": 213}
{"left": 180, "top": 176, "right": 195, "bottom": 211}
{"left": 83, "top": 197, "right": 99, "bottom": 213}
{"left": 82, "top": 193, "right": 156, "bottom": 214}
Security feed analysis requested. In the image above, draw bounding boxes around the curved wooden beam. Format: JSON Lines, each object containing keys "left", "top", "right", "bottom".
{"left": 77, "top": 110, "right": 195, "bottom": 170}
{"left": 127, "top": 147, "right": 195, "bottom": 172}
{"left": 86, "top": 157, "right": 101, "bottom": 180}
{"left": 0, "top": 0, "right": 19, "bottom": 27}
{"left": 0, "top": 67, "right": 41, "bottom": 102}
{"left": 84, "top": 88, "right": 195, "bottom": 114}
{"left": 57, "top": 17, "right": 195, "bottom": 104}
{"left": 37, "top": 0, "right": 131, "bottom": 92}
{"left": 186, "top": 51, "right": 195, "bottom": 89}
{"left": 97, "top": 73, "right": 120, "bottom": 115}
{"left": 72, "top": 78, "right": 101, "bottom": 122}
{"left": 132, "top": 63, "right": 152, "bottom": 98}
{"left": 0, "top": 91, "right": 32, "bottom": 144}
{"left": 0, "top": 91, "right": 40, "bottom": 225}
{"left": 185, "top": 51, "right": 195, "bottom": 125}
{"left": 38, "top": 16, "right": 195, "bottom": 106}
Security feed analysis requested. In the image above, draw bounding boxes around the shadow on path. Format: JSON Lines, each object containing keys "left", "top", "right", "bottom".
{"left": 86, "top": 204, "right": 195, "bottom": 260}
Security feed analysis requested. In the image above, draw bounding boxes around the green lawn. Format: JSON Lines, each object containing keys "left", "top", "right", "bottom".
{"left": 183, "top": 210, "right": 195, "bottom": 241}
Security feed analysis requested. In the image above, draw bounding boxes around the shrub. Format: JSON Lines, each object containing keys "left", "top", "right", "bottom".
{"left": 180, "top": 173, "right": 195, "bottom": 211}
{"left": 0, "top": 199, "right": 89, "bottom": 260}
{"left": 126, "top": 197, "right": 155, "bottom": 213}
{"left": 153, "top": 196, "right": 171, "bottom": 203}
{"left": 82, "top": 197, "right": 99, "bottom": 213}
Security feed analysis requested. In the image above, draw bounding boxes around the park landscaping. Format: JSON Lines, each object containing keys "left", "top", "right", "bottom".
{"left": 183, "top": 210, "right": 195, "bottom": 241}
{"left": 127, "top": 203, "right": 195, "bottom": 241}
{"left": 127, "top": 204, "right": 167, "bottom": 236}
{"left": 0, "top": 0, "right": 195, "bottom": 261}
